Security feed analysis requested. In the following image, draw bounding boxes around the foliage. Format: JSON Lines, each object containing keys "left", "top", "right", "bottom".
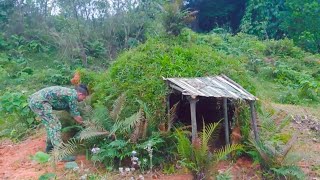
{"left": 0, "top": 1, "right": 319, "bottom": 175}
{"left": 54, "top": 95, "right": 176, "bottom": 170}
{"left": 51, "top": 138, "right": 82, "bottom": 162}
{"left": 241, "top": 0, "right": 320, "bottom": 53}
{"left": 31, "top": 151, "right": 50, "bottom": 164}
{"left": 241, "top": 0, "right": 284, "bottom": 39}
{"left": 248, "top": 108, "right": 305, "bottom": 179}
{"left": 0, "top": 91, "right": 36, "bottom": 140}
{"left": 175, "top": 122, "right": 242, "bottom": 179}
{"left": 162, "top": 0, "right": 188, "bottom": 36}
{"left": 216, "top": 169, "right": 233, "bottom": 180}
{"left": 38, "top": 173, "right": 56, "bottom": 180}
{"left": 0, "top": 0, "right": 163, "bottom": 67}
{"left": 280, "top": 0, "right": 320, "bottom": 53}
{"left": 186, "top": 0, "right": 246, "bottom": 32}
{"left": 93, "top": 29, "right": 255, "bottom": 124}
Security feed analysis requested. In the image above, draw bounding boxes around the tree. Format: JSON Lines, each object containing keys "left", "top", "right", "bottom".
{"left": 240, "top": 0, "right": 285, "bottom": 39}
{"left": 0, "top": 0, "right": 163, "bottom": 67}
{"left": 280, "top": 0, "right": 320, "bottom": 53}
{"left": 185, "top": 0, "right": 246, "bottom": 33}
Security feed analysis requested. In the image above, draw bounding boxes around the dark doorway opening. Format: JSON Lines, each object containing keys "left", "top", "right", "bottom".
{"left": 168, "top": 91, "right": 235, "bottom": 148}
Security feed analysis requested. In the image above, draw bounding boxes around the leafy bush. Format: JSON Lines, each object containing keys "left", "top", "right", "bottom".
{"left": 0, "top": 92, "right": 36, "bottom": 140}
{"left": 264, "top": 39, "right": 303, "bottom": 58}
{"left": 52, "top": 96, "right": 177, "bottom": 170}
{"left": 175, "top": 122, "right": 242, "bottom": 179}
{"left": 162, "top": 0, "right": 188, "bottom": 36}
{"left": 248, "top": 108, "right": 305, "bottom": 179}
{"left": 31, "top": 151, "right": 51, "bottom": 164}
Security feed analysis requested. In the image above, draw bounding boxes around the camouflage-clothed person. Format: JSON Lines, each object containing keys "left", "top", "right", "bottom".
{"left": 28, "top": 86, "right": 80, "bottom": 147}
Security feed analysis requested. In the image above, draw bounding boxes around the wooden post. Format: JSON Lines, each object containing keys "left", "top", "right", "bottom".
{"left": 188, "top": 96, "right": 199, "bottom": 143}
{"left": 249, "top": 101, "right": 259, "bottom": 141}
{"left": 223, "top": 98, "right": 230, "bottom": 145}
{"left": 166, "top": 93, "right": 171, "bottom": 122}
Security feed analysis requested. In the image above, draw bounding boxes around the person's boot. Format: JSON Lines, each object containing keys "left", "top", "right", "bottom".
{"left": 45, "top": 141, "right": 54, "bottom": 153}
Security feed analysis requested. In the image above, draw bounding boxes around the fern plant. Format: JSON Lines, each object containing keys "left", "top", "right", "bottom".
{"left": 248, "top": 109, "right": 305, "bottom": 179}
{"left": 51, "top": 138, "right": 82, "bottom": 162}
{"left": 76, "top": 94, "right": 149, "bottom": 167}
{"left": 90, "top": 139, "right": 131, "bottom": 168}
{"left": 176, "top": 121, "right": 242, "bottom": 180}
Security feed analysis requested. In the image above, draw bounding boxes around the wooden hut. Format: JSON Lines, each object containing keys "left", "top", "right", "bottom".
{"left": 163, "top": 74, "right": 259, "bottom": 145}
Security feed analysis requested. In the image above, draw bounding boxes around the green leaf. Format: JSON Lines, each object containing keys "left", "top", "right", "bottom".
{"left": 38, "top": 173, "right": 56, "bottom": 180}
{"left": 26, "top": 118, "right": 34, "bottom": 125}
{"left": 31, "top": 151, "right": 50, "bottom": 164}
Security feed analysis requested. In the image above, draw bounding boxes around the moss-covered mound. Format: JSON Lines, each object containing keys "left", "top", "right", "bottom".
{"left": 92, "top": 29, "right": 319, "bottom": 122}
{"left": 93, "top": 30, "right": 256, "bottom": 122}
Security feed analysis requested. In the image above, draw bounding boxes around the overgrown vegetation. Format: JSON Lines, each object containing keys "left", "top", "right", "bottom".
{"left": 0, "top": 0, "right": 319, "bottom": 179}
{"left": 175, "top": 122, "right": 242, "bottom": 179}
{"left": 248, "top": 107, "right": 305, "bottom": 179}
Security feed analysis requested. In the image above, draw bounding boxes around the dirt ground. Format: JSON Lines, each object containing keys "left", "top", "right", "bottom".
{"left": 0, "top": 129, "right": 96, "bottom": 180}
{"left": 272, "top": 103, "right": 320, "bottom": 179}
{"left": 0, "top": 104, "right": 319, "bottom": 180}
{"left": 0, "top": 130, "right": 260, "bottom": 180}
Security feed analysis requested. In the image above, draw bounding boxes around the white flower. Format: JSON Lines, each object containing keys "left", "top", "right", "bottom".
{"left": 91, "top": 147, "right": 100, "bottom": 154}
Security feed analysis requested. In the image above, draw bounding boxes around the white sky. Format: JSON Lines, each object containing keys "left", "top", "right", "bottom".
{"left": 47, "top": 0, "right": 140, "bottom": 16}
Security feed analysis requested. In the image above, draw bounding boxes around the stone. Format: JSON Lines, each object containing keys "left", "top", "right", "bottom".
{"left": 64, "top": 161, "right": 79, "bottom": 170}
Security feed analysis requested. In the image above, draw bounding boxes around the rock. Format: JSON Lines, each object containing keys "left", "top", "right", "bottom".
{"left": 64, "top": 162, "right": 79, "bottom": 170}
{"left": 80, "top": 174, "right": 87, "bottom": 180}
{"left": 138, "top": 175, "right": 145, "bottom": 180}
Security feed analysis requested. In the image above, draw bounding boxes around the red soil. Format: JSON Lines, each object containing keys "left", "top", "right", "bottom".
{"left": 0, "top": 132, "right": 259, "bottom": 180}
{"left": 0, "top": 132, "right": 93, "bottom": 180}
{"left": 0, "top": 135, "right": 47, "bottom": 179}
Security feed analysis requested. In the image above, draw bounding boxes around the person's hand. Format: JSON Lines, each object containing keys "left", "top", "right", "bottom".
{"left": 74, "top": 116, "right": 84, "bottom": 125}
{"left": 77, "top": 120, "right": 84, "bottom": 124}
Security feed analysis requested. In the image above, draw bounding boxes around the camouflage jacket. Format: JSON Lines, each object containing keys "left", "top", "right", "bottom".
{"left": 29, "top": 86, "right": 80, "bottom": 117}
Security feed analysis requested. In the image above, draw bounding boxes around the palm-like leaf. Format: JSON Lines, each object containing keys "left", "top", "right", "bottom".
{"left": 214, "top": 144, "right": 243, "bottom": 162}
{"left": 111, "top": 108, "right": 144, "bottom": 134}
{"left": 176, "top": 129, "right": 192, "bottom": 160}
{"left": 167, "top": 102, "right": 179, "bottom": 132}
{"left": 80, "top": 119, "right": 111, "bottom": 140}
{"left": 200, "top": 120, "right": 221, "bottom": 152}
{"left": 79, "top": 126, "right": 110, "bottom": 140}
{"left": 51, "top": 138, "right": 81, "bottom": 162}
{"left": 175, "top": 122, "right": 241, "bottom": 177}
{"left": 110, "top": 93, "right": 126, "bottom": 121}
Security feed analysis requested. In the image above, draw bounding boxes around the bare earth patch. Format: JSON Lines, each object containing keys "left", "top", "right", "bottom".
{"left": 0, "top": 130, "right": 95, "bottom": 180}
{"left": 272, "top": 103, "right": 320, "bottom": 179}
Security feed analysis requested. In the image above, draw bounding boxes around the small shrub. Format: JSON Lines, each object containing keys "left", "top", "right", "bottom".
{"left": 0, "top": 92, "right": 36, "bottom": 140}
{"left": 38, "top": 173, "right": 56, "bottom": 180}
{"left": 31, "top": 151, "right": 50, "bottom": 164}
{"left": 162, "top": 0, "right": 189, "bottom": 36}
{"left": 175, "top": 122, "right": 242, "bottom": 179}
{"left": 248, "top": 108, "right": 305, "bottom": 179}
{"left": 264, "top": 39, "right": 303, "bottom": 58}
{"left": 216, "top": 169, "right": 233, "bottom": 180}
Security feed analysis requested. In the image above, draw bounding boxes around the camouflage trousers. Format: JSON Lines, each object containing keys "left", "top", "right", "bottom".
{"left": 28, "top": 98, "right": 62, "bottom": 148}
